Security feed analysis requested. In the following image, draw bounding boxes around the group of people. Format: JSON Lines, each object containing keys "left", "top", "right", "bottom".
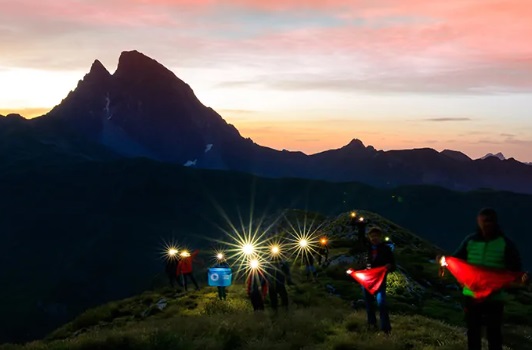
{"left": 165, "top": 208, "right": 529, "bottom": 350}
{"left": 164, "top": 249, "right": 201, "bottom": 291}
{"left": 362, "top": 208, "right": 529, "bottom": 350}
{"left": 246, "top": 256, "right": 292, "bottom": 311}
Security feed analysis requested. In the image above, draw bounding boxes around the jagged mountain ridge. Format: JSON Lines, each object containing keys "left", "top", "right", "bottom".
{"left": 4, "top": 50, "right": 532, "bottom": 193}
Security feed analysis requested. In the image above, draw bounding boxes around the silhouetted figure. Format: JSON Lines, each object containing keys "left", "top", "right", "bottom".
{"left": 165, "top": 255, "right": 182, "bottom": 287}
{"left": 303, "top": 251, "right": 317, "bottom": 282}
{"left": 266, "top": 257, "right": 290, "bottom": 311}
{"left": 247, "top": 270, "right": 268, "bottom": 311}
{"left": 317, "top": 244, "right": 330, "bottom": 266}
{"left": 349, "top": 214, "right": 369, "bottom": 253}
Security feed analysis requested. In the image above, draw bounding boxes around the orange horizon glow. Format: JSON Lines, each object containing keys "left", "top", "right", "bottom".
{"left": 1, "top": 0, "right": 531, "bottom": 162}
{"left": 1, "top": 106, "right": 530, "bottom": 162}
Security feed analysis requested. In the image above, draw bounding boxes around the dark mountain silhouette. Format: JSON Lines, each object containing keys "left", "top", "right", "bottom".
{"left": 441, "top": 149, "right": 472, "bottom": 162}
{"left": 27, "top": 50, "right": 531, "bottom": 194}
{"left": 481, "top": 152, "right": 506, "bottom": 161}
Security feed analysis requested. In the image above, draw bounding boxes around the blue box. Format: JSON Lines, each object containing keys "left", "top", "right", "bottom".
{"left": 208, "top": 267, "right": 232, "bottom": 287}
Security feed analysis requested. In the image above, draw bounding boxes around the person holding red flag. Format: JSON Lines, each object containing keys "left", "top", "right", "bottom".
{"left": 452, "top": 208, "right": 529, "bottom": 350}
{"left": 361, "top": 227, "right": 395, "bottom": 334}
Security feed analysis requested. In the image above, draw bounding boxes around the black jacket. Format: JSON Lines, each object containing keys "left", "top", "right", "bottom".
{"left": 165, "top": 257, "right": 180, "bottom": 275}
{"left": 303, "top": 252, "right": 315, "bottom": 266}
{"left": 366, "top": 243, "right": 396, "bottom": 272}
{"left": 266, "top": 261, "right": 290, "bottom": 286}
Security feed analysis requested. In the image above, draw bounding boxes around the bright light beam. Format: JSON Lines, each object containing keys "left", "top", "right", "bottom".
{"left": 284, "top": 212, "right": 323, "bottom": 264}
{"left": 242, "top": 243, "right": 255, "bottom": 256}
{"left": 250, "top": 258, "right": 260, "bottom": 270}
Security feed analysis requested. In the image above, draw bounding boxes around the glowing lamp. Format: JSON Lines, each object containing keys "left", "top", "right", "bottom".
{"left": 346, "top": 269, "right": 353, "bottom": 275}
{"left": 271, "top": 245, "right": 280, "bottom": 255}
{"left": 385, "top": 237, "right": 390, "bottom": 242}
{"left": 250, "top": 259, "right": 260, "bottom": 269}
{"left": 216, "top": 253, "right": 224, "bottom": 260}
{"left": 440, "top": 256, "right": 448, "bottom": 267}
{"left": 320, "top": 238, "right": 327, "bottom": 245}
{"left": 359, "top": 217, "right": 365, "bottom": 222}
{"left": 242, "top": 244, "right": 255, "bottom": 256}
{"left": 180, "top": 250, "right": 191, "bottom": 258}
{"left": 299, "top": 239, "right": 308, "bottom": 248}
{"left": 168, "top": 248, "right": 178, "bottom": 257}
{"left": 350, "top": 212, "right": 357, "bottom": 218}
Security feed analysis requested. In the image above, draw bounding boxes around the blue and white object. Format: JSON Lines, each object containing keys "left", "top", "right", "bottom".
{"left": 208, "top": 267, "right": 232, "bottom": 287}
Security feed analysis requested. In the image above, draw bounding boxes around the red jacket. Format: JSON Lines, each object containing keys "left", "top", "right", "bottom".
{"left": 246, "top": 270, "right": 268, "bottom": 298}
{"left": 177, "top": 250, "right": 199, "bottom": 274}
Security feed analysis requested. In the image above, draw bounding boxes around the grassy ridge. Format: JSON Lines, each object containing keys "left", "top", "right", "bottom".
{"left": 2, "top": 210, "right": 531, "bottom": 350}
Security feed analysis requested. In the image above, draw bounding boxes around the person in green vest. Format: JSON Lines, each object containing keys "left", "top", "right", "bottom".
{"left": 452, "top": 208, "right": 529, "bottom": 350}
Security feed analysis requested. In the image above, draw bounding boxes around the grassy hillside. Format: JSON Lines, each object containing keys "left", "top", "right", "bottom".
{"left": 2, "top": 210, "right": 531, "bottom": 350}
{"left": 1, "top": 157, "right": 532, "bottom": 343}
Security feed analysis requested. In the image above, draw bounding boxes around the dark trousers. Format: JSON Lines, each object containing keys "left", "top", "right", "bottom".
{"left": 362, "top": 281, "right": 391, "bottom": 333}
{"left": 269, "top": 284, "right": 288, "bottom": 311}
{"left": 464, "top": 297, "right": 504, "bottom": 350}
{"left": 167, "top": 273, "right": 183, "bottom": 287}
{"left": 250, "top": 290, "right": 264, "bottom": 311}
{"left": 182, "top": 273, "right": 199, "bottom": 291}
{"left": 217, "top": 287, "right": 227, "bottom": 300}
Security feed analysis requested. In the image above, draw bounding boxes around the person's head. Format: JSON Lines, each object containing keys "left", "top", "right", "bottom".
{"left": 477, "top": 208, "right": 501, "bottom": 238}
{"left": 367, "top": 227, "right": 384, "bottom": 245}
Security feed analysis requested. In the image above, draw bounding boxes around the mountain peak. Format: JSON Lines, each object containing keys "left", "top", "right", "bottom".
{"left": 89, "top": 59, "right": 110, "bottom": 76}
{"left": 114, "top": 50, "right": 174, "bottom": 80}
{"left": 79, "top": 59, "right": 111, "bottom": 87}
{"left": 481, "top": 152, "right": 505, "bottom": 161}
{"left": 346, "top": 138, "right": 365, "bottom": 149}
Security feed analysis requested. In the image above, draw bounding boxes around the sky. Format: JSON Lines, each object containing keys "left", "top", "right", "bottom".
{"left": 1, "top": 0, "right": 531, "bottom": 161}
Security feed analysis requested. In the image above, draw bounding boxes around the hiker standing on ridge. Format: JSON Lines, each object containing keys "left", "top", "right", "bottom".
{"left": 213, "top": 255, "right": 230, "bottom": 301}
{"left": 303, "top": 251, "right": 318, "bottom": 282}
{"left": 177, "top": 249, "right": 200, "bottom": 291}
{"left": 451, "top": 208, "right": 529, "bottom": 350}
{"left": 165, "top": 249, "right": 182, "bottom": 288}
{"left": 363, "top": 227, "right": 395, "bottom": 334}
{"left": 266, "top": 256, "right": 290, "bottom": 311}
{"left": 317, "top": 237, "right": 330, "bottom": 266}
{"left": 246, "top": 267, "right": 268, "bottom": 311}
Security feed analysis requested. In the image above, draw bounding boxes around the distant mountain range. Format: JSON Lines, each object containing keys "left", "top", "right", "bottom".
{"left": 1, "top": 50, "right": 531, "bottom": 194}
{"left": 481, "top": 152, "right": 506, "bottom": 161}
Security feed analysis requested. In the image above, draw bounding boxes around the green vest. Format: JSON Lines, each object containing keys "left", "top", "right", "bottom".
{"left": 463, "top": 235, "right": 506, "bottom": 299}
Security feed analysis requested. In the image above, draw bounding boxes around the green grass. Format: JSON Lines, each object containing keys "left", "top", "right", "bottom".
{"left": 2, "top": 210, "right": 531, "bottom": 349}
{"left": 0, "top": 285, "right": 481, "bottom": 350}
{"left": 4, "top": 280, "right": 521, "bottom": 350}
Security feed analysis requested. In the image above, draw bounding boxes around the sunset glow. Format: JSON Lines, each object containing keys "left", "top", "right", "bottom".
{"left": 1, "top": 0, "right": 531, "bottom": 161}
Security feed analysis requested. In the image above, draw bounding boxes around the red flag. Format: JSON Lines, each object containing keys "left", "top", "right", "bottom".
{"left": 442, "top": 256, "right": 524, "bottom": 299}
{"left": 347, "top": 266, "right": 388, "bottom": 295}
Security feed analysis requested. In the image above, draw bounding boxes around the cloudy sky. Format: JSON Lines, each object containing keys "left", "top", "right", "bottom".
{"left": 1, "top": 0, "right": 531, "bottom": 161}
